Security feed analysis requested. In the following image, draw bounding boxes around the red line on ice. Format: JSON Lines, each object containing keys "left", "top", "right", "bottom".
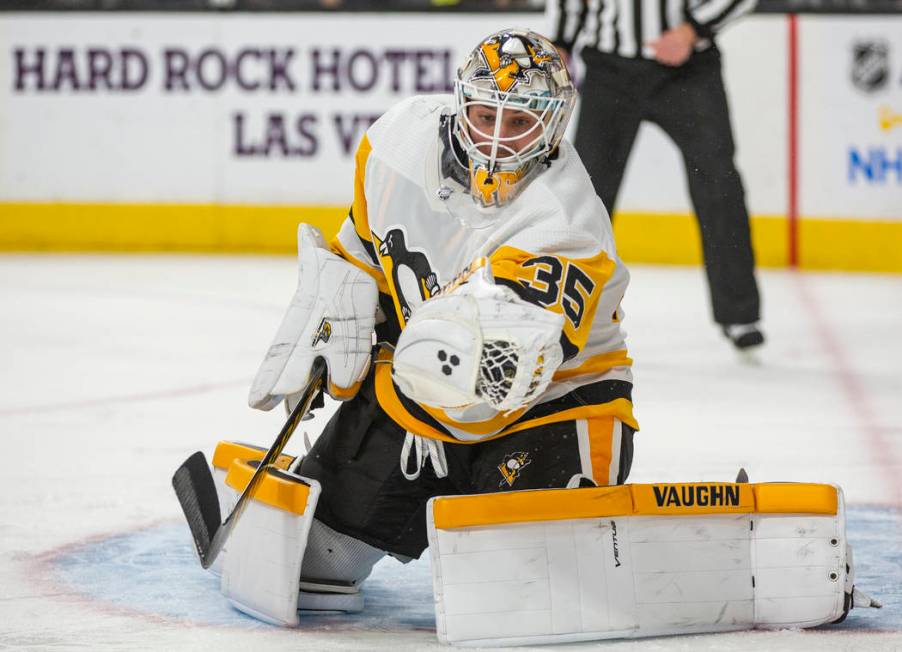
{"left": 795, "top": 274, "right": 901, "bottom": 509}
{"left": 0, "top": 380, "right": 247, "bottom": 416}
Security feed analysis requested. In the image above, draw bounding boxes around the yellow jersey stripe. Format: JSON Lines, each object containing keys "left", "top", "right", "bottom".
{"left": 352, "top": 134, "right": 375, "bottom": 248}
{"left": 374, "top": 350, "right": 638, "bottom": 441}
{"left": 554, "top": 349, "right": 633, "bottom": 380}
{"left": 587, "top": 416, "right": 615, "bottom": 484}
{"left": 331, "top": 236, "right": 390, "bottom": 294}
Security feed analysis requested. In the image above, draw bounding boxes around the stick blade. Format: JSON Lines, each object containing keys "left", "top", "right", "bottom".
{"left": 172, "top": 451, "right": 221, "bottom": 567}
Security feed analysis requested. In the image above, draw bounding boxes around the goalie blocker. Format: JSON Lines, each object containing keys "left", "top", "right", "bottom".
{"left": 427, "top": 481, "right": 880, "bottom": 647}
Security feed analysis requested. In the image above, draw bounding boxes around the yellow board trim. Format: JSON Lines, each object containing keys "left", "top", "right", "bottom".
{"left": 225, "top": 459, "right": 311, "bottom": 516}
{"left": 0, "top": 203, "right": 346, "bottom": 253}
{"left": 613, "top": 211, "right": 902, "bottom": 273}
{"left": 2, "top": 204, "right": 900, "bottom": 273}
{"left": 432, "top": 482, "right": 838, "bottom": 529}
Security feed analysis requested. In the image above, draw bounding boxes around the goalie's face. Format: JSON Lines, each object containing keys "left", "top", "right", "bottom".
{"left": 465, "top": 104, "right": 544, "bottom": 161}
{"left": 452, "top": 29, "right": 576, "bottom": 208}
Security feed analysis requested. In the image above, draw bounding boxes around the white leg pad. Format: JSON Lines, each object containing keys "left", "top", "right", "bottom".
{"left": 219, "top": 463, "right": 320, "bottom": 627}
{"left": 208, "top": 441, "right": 297, "bottom": 577}
{"left": 427, "top": 482, "right": 852, "bottom": 647}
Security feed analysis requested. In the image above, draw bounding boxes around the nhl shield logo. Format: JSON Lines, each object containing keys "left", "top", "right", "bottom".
{"left": 851, "top": 40, "right": 890, "bottom": 93}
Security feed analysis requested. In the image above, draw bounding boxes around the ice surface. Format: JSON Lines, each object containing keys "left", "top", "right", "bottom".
{"left": 0, "top": 254, "right": 900, "bottom": 651}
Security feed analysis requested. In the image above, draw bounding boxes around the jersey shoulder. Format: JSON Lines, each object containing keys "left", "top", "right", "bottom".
{"left": 365, "top": 95, "right": 451, "bottom": 182}
{"left": 506, "top": 140, "right": 616, "bottom": 259}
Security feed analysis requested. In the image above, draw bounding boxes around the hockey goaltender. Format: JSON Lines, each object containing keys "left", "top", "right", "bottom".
{"left": 172, "top": 28, "right": 880, "bottom": 647}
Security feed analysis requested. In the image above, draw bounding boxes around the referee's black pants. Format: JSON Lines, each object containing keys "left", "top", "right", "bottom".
{"left": 576, "top": 47, "right": 760, "bottom": 326}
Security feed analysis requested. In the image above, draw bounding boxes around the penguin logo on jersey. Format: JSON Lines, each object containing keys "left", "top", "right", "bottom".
{"left": 375, "top": 228, "right": 439, "bottom": 321}
{"left": 498, "top": 451, "right": 532, "bottom": 487}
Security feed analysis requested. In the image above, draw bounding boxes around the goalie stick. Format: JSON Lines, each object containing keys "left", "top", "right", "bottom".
{"left": 172, "top": 357, "right": 326, "bottom": 569}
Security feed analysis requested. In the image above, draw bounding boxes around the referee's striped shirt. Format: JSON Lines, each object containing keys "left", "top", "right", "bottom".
{"left": 548, "top": 0, "right": 757, "bottom": 60}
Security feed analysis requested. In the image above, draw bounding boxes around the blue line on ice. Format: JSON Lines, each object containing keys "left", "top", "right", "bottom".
{"left": 49, "top": 507, "right": 901, "bottom": 632}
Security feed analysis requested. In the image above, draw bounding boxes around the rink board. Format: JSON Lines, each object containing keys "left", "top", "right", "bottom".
{"left": 1, "top": 13, "right": 901, "bottom": 271}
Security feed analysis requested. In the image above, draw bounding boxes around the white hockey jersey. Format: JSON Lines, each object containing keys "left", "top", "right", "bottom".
{"left": 331, "top": 95, "right": 637, "bottom": 443}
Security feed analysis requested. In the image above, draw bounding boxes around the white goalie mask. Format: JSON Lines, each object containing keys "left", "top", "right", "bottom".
{"left": 453, "top": 29, "right": 576, "bottom": 208}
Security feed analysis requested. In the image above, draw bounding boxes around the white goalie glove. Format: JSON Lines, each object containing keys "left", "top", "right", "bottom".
{"left": 392, "top": 265, "right": 565, "bottom": 413}
{"left": 248, "top": 224, "right": 378, "bottom": 410}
